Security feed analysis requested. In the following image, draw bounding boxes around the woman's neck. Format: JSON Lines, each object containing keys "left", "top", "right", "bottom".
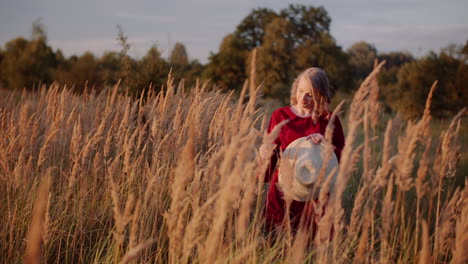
{"left": 291, "top": 105, "right": 313, "bottom": 118}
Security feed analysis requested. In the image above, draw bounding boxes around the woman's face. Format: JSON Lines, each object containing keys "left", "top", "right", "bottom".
{"left": 296, "top": 77, "right": 315, "bottom": 110}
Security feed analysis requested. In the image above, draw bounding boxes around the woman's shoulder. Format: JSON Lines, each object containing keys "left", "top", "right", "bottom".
{"left": 272, "top": 106, "right": 294, "bottom": 115}
{"left": 271, "top": 106, "right": 293, "bottom": 119}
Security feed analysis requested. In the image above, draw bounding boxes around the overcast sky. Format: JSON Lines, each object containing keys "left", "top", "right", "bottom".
{"left": 1, "top": 0, "right": 467, "bottom": 63}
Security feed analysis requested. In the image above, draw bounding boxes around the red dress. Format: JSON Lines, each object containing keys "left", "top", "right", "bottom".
{"left": 264, "top": 106, "right": 345, "bottom": 231}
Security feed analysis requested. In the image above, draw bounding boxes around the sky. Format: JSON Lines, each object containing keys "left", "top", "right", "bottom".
{"left": 1, "top": 0, "right": 467, "bottom": 64}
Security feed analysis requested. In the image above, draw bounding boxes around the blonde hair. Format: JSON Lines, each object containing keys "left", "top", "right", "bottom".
{"left": 290, "top": 67, "right": 333, "bottom": 119}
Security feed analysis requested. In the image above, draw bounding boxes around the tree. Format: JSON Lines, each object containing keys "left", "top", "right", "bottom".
{"left": 257, "top": 17, "right": 294, "bottom": 101}
{"left": 234, "top": 8, "right": 278, "bottom": 50}
{"left": 0, "top": 20, "right": 58, "bottom": 90}
{"left": 234, "top": 4, "right": 331, "bottom": 52}
{"left": 377, "top": 51, "right": 413, "bottom": 91}
{"left": 203, "top": 34, "right": 248, "bottom": 91}
{"left": 386, "top": 46, "right": 467, "bottom": 118}
{"left": 255, "top": 5, "right": 340, "bottom": 99}
{"left": 169, "top": 42, "right": 199, "bottom": 88}
{"left": 169, "top": 42, "right": 189, "bottom": 65}
{"left": 294, "top": 33, "right": 351, "bottom": 93}
{"left": 376, "top": 51, "right": 414, "bottom": 112}
{"left": 348, "top": 41, "right": 378, "bottom": 82}
{"left": 211, "top": 4, "right": 337, "bottom": 97}
{"left": 57, "top": 52, "right": 102, "bottom": 92}
{"left": 99, "top": 51, "right": 121, "bottom": 86}
{"left": 0, "top": 37, "right": 28, "bottom": 88}
{"left": 207, "top": 4, "right": 339, "bottom": 98}
{"left": 32, "top": 18, "right": 47, "bottom": 42}
{"left": 378, "top": 51, "right": 414, "bottom": 70}
{"left": 279, "top": 4, "right": 331, "bottom": 48}
{"left": 137, "top": 45, "right": 168, "bottom": 92}
{"left": 116, "top": 24, "right": 136, "bottom": 93}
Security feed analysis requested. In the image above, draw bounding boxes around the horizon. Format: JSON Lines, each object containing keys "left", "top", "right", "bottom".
{"left": 1, "top": 0, "right": 467, "bottom": 63}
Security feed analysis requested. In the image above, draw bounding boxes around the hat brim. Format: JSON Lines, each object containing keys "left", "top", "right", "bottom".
{"left": 278, "top": 136, "right": 339, "bottom": 202}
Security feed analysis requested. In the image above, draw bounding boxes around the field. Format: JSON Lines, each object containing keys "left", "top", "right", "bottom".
{"left": 0, "top": 65, "right": 467, "bottom": 263}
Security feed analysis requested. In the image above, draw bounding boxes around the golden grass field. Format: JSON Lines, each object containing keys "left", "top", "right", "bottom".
{"left": 0, "top": 63, "right": 466, "bottom": 263}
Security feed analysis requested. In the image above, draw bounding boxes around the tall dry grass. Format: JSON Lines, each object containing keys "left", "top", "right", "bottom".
{"left": 0, "top": 60, "right": 466, "bottom": 263}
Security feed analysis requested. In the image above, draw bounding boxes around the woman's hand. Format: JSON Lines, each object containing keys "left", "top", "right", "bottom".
{"left": 307, "top": 133, "right": 324, "bottom": 144}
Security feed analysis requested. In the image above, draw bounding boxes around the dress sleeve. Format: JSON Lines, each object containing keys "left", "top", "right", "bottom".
{"left": 264, "top": 110, "right": 281, "bottom": 183}
{"left": 332, "top": 116, "right": 345, "bottom": 162}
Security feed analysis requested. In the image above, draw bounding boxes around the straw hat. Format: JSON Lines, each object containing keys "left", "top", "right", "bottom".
{"left": 278, "top": 135, "right": 339, "bottom": 202}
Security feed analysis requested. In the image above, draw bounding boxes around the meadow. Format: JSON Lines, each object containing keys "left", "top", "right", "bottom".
{"left": 0, "top": 63, "right": 466, "bottom": 263}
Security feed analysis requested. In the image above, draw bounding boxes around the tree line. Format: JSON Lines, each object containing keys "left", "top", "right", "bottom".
{"left": 0, "top": 6, "right": 466, "bottom": 118}
{"left": 0, "top": 21, "right": 204, "bottom": 95}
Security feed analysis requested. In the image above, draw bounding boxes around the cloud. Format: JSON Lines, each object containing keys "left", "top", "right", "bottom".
{"left": 50, "top": 38, "right": 122, "bottom": 56}
{"left": 414, "top": 24, "right": 468, "bottom": 31}
{"left": 343, "top": 24, "right": 402, "bottom": 32}
{"left": 343, "top": 23, "right": 468, "bottom": 33}
{"left": 336, "top": 22, "right": 468, "bottom": 55}
{"left": 114, "top": 12, "right": 177, "bottom": 24}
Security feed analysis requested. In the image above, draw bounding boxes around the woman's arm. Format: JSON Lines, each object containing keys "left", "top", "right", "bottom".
{"left": 332, "top": 116, "right": 345, "bottom": 162}
{"left": 260, "top": 110, "right": 281, "bottom": 183}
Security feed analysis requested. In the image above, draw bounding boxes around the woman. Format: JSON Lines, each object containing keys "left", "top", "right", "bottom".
{"left": 259, "top": 67, "right": 345, "bottom": 233}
